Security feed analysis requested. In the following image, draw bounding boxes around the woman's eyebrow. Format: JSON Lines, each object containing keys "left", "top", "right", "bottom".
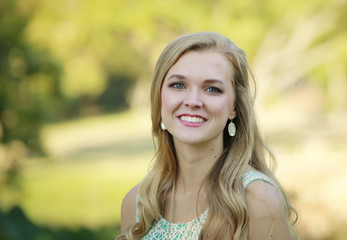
{"left": 204, "top": 79, "right": 225, "bottom": 85}
{"left": 167, "top": 74, "right": 224, "bottom": 84}
{"left": 167, "top": 74, "right": 185, "bottom": 81}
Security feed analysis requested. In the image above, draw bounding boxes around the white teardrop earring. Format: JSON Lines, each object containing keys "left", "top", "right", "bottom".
{"left": 228, "top": 122, "right": 236, "bottom": 137}
{"left": 161, "top": 121, "right": 166, "bottom": 131}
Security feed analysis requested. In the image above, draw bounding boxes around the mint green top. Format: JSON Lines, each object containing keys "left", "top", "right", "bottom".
{"left": 137, "top": 171, "right": 274, "bottom": 239}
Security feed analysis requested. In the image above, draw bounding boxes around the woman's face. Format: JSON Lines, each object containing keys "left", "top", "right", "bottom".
{"left": 161, "top": 50, "right": 236, "bottom": 146}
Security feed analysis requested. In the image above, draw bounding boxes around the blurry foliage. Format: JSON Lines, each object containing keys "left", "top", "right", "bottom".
{"left": 0, "top": 0, "right": 139, "bottom": 156}
{"left": 1, "top": 0, "right": 62, "bottom": 152}
{"left": 0, "top": 206, "right": 119, "bottom": 240}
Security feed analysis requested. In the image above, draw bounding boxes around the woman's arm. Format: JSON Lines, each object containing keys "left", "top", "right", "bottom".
{"left": 246, "top": 180, "right": 292, "bottom": 240}
{"left": 120, "top": 184, "right": 139, "bottom": 233}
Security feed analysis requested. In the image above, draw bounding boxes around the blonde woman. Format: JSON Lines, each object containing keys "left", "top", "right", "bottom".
{"left": 117, "top": 32, "right": 297, "bottom": 239}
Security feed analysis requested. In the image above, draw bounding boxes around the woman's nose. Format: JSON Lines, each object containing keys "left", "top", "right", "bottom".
{"left": 183, "top": 89, "right": 203, "bottom": 108}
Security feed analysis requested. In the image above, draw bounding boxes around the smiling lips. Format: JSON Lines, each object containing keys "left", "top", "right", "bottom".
{"left": 178, "top": 114, "right": 207, "bottom": 127}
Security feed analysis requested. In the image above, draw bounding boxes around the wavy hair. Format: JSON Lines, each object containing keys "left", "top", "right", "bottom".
{"left": 117, "top": 32, "right": 297, "bottom": 239}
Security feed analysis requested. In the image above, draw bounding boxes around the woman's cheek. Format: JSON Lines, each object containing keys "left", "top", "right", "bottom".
{"left": 161, "top": 95, "right": 170, "bottom": 111}
{"left": 212, "top": 102, "right": 230, "bottom": 115}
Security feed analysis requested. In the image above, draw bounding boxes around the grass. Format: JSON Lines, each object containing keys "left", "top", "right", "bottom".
{"left": 19, "top": 153, "right": 152, "bottom": 228}
{"left": 12, "top": 109, "right": 154, "bottom": 229}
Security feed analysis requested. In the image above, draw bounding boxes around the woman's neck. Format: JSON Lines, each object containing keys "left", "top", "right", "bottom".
{"left": 173, "top": 139, "right": 223, "bottom": 194}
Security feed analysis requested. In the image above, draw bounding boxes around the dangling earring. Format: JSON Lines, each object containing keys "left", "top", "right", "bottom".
{"left": 228, "top": 122, "right": 236, "bottom": 137}
{"left": 161, "top": 121, "right": 166, "bottom": 130}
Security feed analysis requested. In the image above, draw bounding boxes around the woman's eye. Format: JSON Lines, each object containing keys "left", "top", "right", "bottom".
{"left": 206, "top": 86, "right": 222, "bottom": 93}
{"left": 170, "top": 82, "right": 185, "bottom": 89}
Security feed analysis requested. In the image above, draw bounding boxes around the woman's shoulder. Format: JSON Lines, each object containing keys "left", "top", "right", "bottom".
{"left": 243, "top": 167, "right": 282, "bottom": 211}
{"left": 120, "top": 184, "right": 140, "bottom": 233}
{"left": 244, "top": 169, "right": 292, "bottom": 239}
{"left": 122, "top": 184, "right": 139, "bottom": 204}
{"left": 245, "top": 178, "right": 283, "bottom": 211}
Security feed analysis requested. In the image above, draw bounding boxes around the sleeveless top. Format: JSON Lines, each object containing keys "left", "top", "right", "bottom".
{"left": 136, "top": 171, "right": 274, "bottom": 240}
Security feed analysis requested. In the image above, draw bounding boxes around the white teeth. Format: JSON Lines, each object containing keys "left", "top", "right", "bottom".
{"left": 180, "top": 116, "right": 205, "bottom": 123}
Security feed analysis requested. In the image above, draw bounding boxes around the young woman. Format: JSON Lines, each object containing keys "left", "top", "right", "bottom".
{"left": 117, "top": 32, "right": 297, "bottom": 239}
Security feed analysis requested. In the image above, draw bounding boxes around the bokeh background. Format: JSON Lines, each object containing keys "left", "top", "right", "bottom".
{"left": 1, "top": 0, "right": 347, "bottom": 239}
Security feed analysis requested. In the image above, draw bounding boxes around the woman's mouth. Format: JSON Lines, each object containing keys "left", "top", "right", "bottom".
{"left": 177, "top": 115, "right": 207, "bottom": 127}
{"left": 179, "top": 115, "right": 206, "bottom": 123}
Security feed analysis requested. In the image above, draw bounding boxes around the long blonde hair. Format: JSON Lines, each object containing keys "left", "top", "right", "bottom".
{"left": 118, "top": 32, "right": 297, "bottom": 239}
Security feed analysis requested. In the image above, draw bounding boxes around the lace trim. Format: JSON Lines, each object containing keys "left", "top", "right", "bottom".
{"left": 242, "top": 171, "right": 274, "bottom": 189}
{"left": 142, "top": 209, "right": 208, "bottom": 240}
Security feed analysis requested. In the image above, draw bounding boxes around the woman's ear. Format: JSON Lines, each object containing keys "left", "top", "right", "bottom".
{"left": 229, "top": 109, "right": 237, "bottom": 120}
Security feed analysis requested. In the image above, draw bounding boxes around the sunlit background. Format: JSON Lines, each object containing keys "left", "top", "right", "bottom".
{"left": 0, "top": 0, "right": 346, "bottom": 239}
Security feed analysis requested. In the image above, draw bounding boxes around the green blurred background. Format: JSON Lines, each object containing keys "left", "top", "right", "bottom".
{"left": 0, "top": 0, "right": 346, "bottom": 239}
